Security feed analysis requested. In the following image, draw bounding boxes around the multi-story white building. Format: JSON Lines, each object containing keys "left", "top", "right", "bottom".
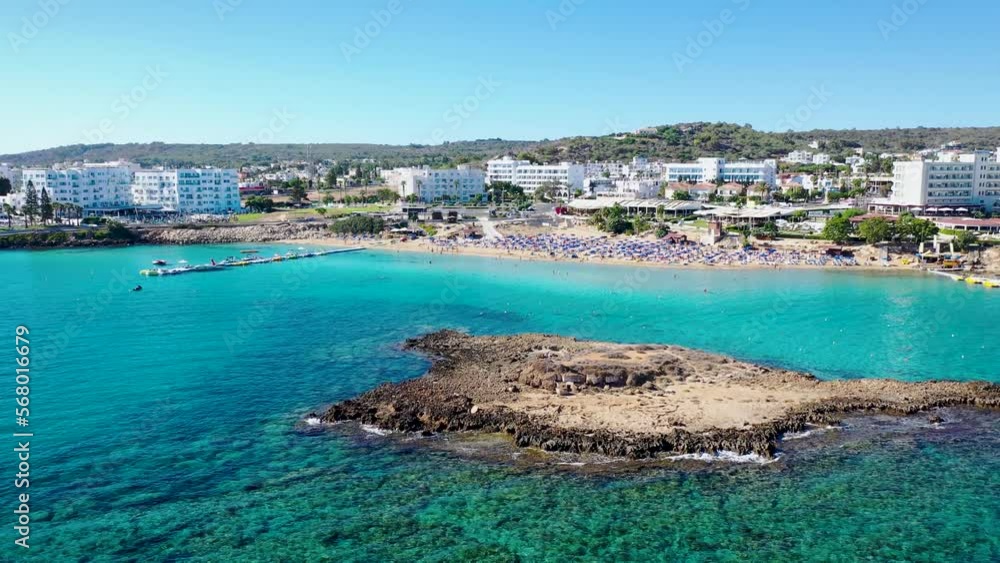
{"left": 784, "top": 150, "right": 814, "bottom": 164}
{"left": 623, "top": 156, "right": 665, "bottom": 179}
{"left": 586, "top": 178, "right": 661, "bottom": 199}
{"left": 12, "top": 163, "right": 238, "bottom": 214}
{"left": 20, "top": 162, "right": 137, "bottom": 209}
{"left": 0, "top": 163, "right": 16, "bottom": 184}
{"left": 132, "top": 168, "right": 240, "bottom": 213}
{"left": 812, "top": 153, "right": 832, "bottom": 165}
{"left": 486, "top": 156, "right": 585, "bottom": 194}
{"left": 871, "top": 149, "right": 1000, "bottom": 214}
{"left": 386, "top": 165, "right": 485, "bottom": 203}
{"left": 584, "top": 161, "right": 627, "bottom": 180}
{"left": 663, "top": 158, "right": 777, "bottom": 188}
{"left": 846, "top": 156, "right": 866, "bottom": 175}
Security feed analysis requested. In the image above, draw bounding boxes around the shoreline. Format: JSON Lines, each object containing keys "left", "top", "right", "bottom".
{"left": 281, "top": 236, "right": 932, "bottom": 274}
{"left": 3, "top": 222, "right": 988, "bottom": 280}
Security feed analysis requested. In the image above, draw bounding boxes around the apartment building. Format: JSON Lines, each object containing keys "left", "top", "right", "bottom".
{"left": 586, "top": 178, "right": 661, "bottom": 199}
{"left": 486, "top": 156, "right": 585, "bottom": 193}
{"left": 12, "top": 163, "right": 239, "bottom": 214}
{"left": 386, "top": 165, "right": 485, "bottom": 203}
{"left": 20, "top": 162, "right": 137, "bottom": 209}
{"left": 663, "top": 158, "right": 777, "bottom": 188}
{"left": 0, "top": 163, "right": 16, "bottom": 184}
{"left": 873, "top": 149, "right": 1000, "bottom": 213}
{"left": 132, "top": 168, "right": 240, "bottom": 213}
{"left": 784, "top": 150, "right": 814, "bottom": 164}
{"left": 584, "top": 161, "right": 627, "bottom": 180}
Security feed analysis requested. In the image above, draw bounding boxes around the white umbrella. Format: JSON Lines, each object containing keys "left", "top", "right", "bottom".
{"left": 926, "top": 207, "right": 939, "bottom": 212}
{"left": 956, "top": 207, "right": 969, "bottom": 212}
{"left": 940, "top": 207, "right": 954, "bottom": 212}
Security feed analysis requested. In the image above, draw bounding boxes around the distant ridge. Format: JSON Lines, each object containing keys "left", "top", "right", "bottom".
{"left": 4, "top": 123, "right": 1000, "bottom": 168}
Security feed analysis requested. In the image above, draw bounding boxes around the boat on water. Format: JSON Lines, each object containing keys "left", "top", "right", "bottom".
{"left": 152, "top": 259, "right": 168, "bottom": 266}
{"left": 240, "top": 249, "right": 259, "bottom": 254}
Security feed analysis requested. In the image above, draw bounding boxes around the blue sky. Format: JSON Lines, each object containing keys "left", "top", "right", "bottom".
{"left": 3, "top": 0, "right": 1000, "bottom": 154}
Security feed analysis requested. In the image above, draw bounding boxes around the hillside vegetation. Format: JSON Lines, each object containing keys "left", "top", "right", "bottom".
{"left": 4, "top": 123, "right": 1000, "bottom": 168}
{"left": 0, "top": 140, "right": 537, "bottom": 169}
{"left": 535, "top": 123, "right": 1000, "bottom": 163}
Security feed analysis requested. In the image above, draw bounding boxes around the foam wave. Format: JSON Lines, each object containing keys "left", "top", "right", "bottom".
{"left": 360, "top": 424, "right": 393, "bottom": 436}
{"left": 667, "top": 451, "right": 780, "bottom": 465}
{"left": 782, "top": 425, "right": 840, "bottom": 441}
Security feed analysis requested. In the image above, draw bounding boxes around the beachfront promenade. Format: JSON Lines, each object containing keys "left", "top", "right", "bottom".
{"left": 429, "top": 233, "right": 859, "bottom": 268}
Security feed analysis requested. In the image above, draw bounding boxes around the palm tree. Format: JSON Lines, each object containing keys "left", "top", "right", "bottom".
{"left": 2, "top": 204, "right": 13, "bottom": 229}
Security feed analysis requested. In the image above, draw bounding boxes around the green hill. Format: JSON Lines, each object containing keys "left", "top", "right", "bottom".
{"left": 533, "top": 123, "right": 1000, "bottom": 163}
{"left": 4, "top": 123, "right": 999, "bottom": 168}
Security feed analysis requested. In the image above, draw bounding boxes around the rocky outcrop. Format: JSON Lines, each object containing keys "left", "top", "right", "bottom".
{"left": 318, "top": 331, "right": 1000, "bottom": 459}
{"left": 1, "top": 221, "right": 338, "bottom": 250}
{"left": 137, "top": 222, "right": 331, "bottom": 245}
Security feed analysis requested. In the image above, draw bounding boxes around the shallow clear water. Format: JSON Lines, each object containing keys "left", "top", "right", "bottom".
{"left": 6, "top": 245, "right": 999, "bottom": 561}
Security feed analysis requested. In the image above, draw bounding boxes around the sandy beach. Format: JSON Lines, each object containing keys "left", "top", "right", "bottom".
{"left": 282, "top": 232, "right": 923, "bottom": 273}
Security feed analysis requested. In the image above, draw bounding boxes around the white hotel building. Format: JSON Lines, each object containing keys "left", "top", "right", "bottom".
{"left": 11, "top": 163, "right": 240, "bottom": 214}
{"left": 486, "top": 156, "right": 586, "bottom": 194}
{"left": 20, "top": 162, "right": 138, "bottom": 209}
{"left": 0, "top": 163, "right": 16, "bottom": 183}
{"left": 132, "top": 168, "right": 241, "bottom": 213}
{"left": 664, "top": 158, "right": 777, "bottom": 188}
{"left": 784, "top": 150, "right": 814, "bottom": 164}
{"left": 384, "top": 165, "right": 485, "bottom": 203}
{"left": 871, "top": 149, "right": 1000, "bottom": 214}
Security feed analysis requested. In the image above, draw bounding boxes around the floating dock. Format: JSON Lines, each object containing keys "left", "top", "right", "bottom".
{"left": 140, "top": 247, "right": 363, "bottom": 277}
{"left": 929, "top": 269, "right": 1000, "bottom": 288}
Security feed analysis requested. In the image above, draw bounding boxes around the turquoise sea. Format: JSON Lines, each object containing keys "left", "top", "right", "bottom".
{"left": 5, "top": 245, "right": 999, "bottom": 561}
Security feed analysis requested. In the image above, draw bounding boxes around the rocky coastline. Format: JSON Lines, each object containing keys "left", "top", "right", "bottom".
{"left": 319, "top": 331, "right": 1000, "bottom": 459}
{"left": 0, "top": 221, "right": 335, "bottom": 249}
{"left": 137, "top": 222, "right": 331, "bottom": 245}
